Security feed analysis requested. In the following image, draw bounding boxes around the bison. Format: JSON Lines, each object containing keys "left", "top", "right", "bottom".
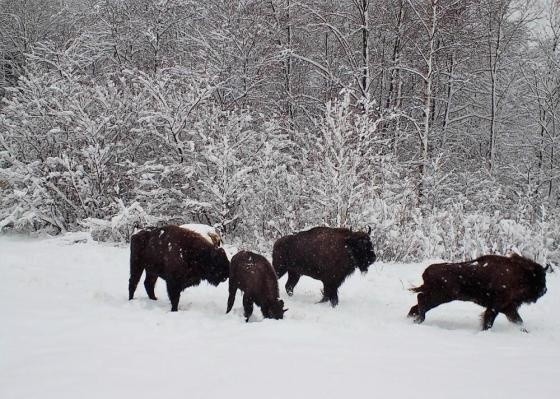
{"left": 128, "top": 225, "right": 230, "bottom": 311}
{"left": 272, "top": 226, "right": 376, "bottom": 307}
{"left": 226, "top": 250, "right": 287, "bottom": 322}
{"left": 408, "top": 254, "right": 548, "bottom": 331}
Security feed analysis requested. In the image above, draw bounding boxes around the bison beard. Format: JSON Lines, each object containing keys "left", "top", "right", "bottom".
{"left": 226, "top": 250, "right": 286, "bottom": 322}
{"left": 407, "top": 254, "right": 548, "bottom": 331}
{"left": 272, "top": 226, "right": 376, "bottom": 307}
{"left": 128, "top": 225, "right": 230, "bottom": 312}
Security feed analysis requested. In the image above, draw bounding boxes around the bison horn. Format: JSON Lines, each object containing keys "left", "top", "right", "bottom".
{"left": 545, "top": 263, "right": 553, "bottom": 272}
{"left": 367, "top": 225, "right": 372, "bottom": 235}
{"left": 283, "top": 308, "right": 289, "bottom": 313}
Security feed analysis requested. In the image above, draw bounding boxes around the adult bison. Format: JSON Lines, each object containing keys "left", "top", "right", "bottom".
{"left": 226, "top": 250, "right": 286, "bottom": 322}
{"left": 272, "top": 226, "right": 376, "bottom": 307}
{"left": 128, "top": 225, "right": 230, "bottom": 311}
{"left": 408, "top": 254, "right": 548, "bottom": 331}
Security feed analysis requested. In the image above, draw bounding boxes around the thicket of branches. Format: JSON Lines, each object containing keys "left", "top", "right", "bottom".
{"left": 1, "top": 0, "right": 559, "bottom": 263}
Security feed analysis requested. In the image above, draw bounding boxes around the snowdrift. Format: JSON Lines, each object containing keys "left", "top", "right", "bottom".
{"left": 0, "top": 234, "right": 558, "bottom": 399}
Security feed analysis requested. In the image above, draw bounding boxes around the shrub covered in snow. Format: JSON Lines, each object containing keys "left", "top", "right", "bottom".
{"left": 1, "top": 42, "right": 558, "bottom": 265}
{"left": 81, "top": 201, "right": 159, "bottom": 243}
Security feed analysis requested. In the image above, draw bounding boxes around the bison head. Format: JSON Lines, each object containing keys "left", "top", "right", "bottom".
{"left": 528, "top": 264, "right": 548, "bottom": 302}
{"left": 267, "top": 299, "right": 288, "bottom": 320}
{"left": 203, "top": 247, "right": 230, "bottom": 286}
{"left": 346, "top": 230, "right": 376, "bottom": 273}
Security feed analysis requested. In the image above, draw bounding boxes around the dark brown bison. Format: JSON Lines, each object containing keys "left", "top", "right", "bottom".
{"left": 272, "top": 226, "right": 376, "bottom": 307}
{"left": 128, "top": 225, "right": 230, "bottom": 311}
{"left": 408, "top": 254, "right": 548, "bottom": 331}
{"left": 226, "top": 250, "right": 287, "bottom": 322}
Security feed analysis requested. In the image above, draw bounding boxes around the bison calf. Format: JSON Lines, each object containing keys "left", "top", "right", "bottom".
{"left": 226, "top": 250, "right": 286, "bottom": 322}
{"left": 129, "top": 225, "right": 230, "bottom": 312}
{"left": 408, "top": 254, "right": 548, "bottom": 331}
{"left": 273, "top": 226, "right": 376, "bottom": 307}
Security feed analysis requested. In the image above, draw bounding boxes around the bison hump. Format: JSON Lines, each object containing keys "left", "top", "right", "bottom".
{"left": 179, "top": 224, "right": 222, "bottom": 247}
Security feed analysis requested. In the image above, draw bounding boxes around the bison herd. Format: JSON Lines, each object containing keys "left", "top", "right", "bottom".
{"left": 128, "top": 224, "right": 550, "bottom": 331}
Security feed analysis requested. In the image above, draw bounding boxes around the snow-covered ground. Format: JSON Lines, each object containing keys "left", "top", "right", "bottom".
{"left": 1, "top": 234, "right": 559, "bottom": 399}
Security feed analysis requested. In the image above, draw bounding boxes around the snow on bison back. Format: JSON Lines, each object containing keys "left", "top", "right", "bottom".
{"left": 128, "top": 225, "right": 230, "bottom": 311}
{"left": 179, "top": 223, "right": 222, "bottom": 247}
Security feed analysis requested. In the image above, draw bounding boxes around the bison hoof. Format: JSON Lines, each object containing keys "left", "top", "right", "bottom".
{"left": 520, "top": 327, "right": 529, "bottom": 334}
{"left": 286, "top": 288, "right": 294, "bottom": 296}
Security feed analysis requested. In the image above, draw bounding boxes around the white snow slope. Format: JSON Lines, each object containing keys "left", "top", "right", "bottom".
{"left": 1, "top": 234, "right": 559, "bottom": 399}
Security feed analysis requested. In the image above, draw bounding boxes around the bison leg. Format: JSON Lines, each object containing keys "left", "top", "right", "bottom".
{"left": 413, "top": 292, "right": 449, "bottom": 323}
{"left": 226, "top": 283, "right": 237, "bottom": 314}
{"left": 285, "top": 271, "right": 301, "bottom": 296}
{"left": 503, "top": 305, "right": 527, "bottom": 332}
{"left": 320, "top": 283, "right": 339, "bottom": 307}
{"left": 274, "top": 262, "right": 288, "bottom": 279}
{"left": 144, "top": 272, "right": 158, "bottom": 300}
{"left": 166, "top": 281, "right": 182, "bottom": 312}
{"left": 243, "top": 295, "right": 254, "bottom": 322}
{"left": 407, "top": 305, "right": 419, "bottom": 319}
{"left": 410, "top": 296, "right": 426, "bottom": 324}
{"left": 261, "top": 305, "right": 270, "bottom": 319}
{"left": 503, "top": 306, "right": 523, "bottom": 325}
{"left": 481, "top": 308, "right": 499, "bottom": 330}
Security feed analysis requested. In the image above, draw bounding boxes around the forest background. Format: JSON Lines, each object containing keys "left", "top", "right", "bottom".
{"left": 1, "top": 0, "right": 559, "bottom": 263}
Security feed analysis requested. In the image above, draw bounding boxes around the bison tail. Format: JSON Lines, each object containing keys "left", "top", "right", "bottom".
{"left": 129, "top": 230, "right": 150, "bottom": 300}
{"left": 409, "top": 285, "right": 425, "bottom": 293}
{"left": 226, "top": 289, "right": 236, "bottom": 314}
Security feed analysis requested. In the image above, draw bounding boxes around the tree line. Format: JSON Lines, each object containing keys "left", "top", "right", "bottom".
{"left": 0, "top": 0, "right": 558, "bottom": 262}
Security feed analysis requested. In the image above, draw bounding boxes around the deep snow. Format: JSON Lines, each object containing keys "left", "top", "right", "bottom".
{"left": 1, "top": 233, "right": 559, "bottom": 399}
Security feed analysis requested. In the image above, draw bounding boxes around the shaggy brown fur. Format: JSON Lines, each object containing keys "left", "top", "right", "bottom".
{"left": 272, "top": 226, "right": 376, "bottom": 307}
{"left": 408, "top": 254, "right": 548, "bottom": 330}
{"left": 128, "top": 225, "right": 230, "bottom": 311}
{"left": 226, "top": 250, "right": 286, "bottom": 322}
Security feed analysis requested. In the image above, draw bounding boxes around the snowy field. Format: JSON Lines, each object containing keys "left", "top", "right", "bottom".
{"left": 1, "top": 233, "right": 559, "bottom": 399}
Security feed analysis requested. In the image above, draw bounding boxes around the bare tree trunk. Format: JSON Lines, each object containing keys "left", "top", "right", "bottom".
{"left": 286, "top": 0, "right": 294, "bottom": 123}
{"left": 550, "top": 111, "right": 556, "bottom": 199}
{"left": 441, "top": 51, "right": 455, "bottom": 144}
{"left": 487, "top": 1, "right": 505, "bottom": 175}
{"left": 419, "top": 0, "right": 438, "bottom": 201}
{"left": 270, "top": 0, "right": 294, "bottom": 127}
{"left": 386, "top": 0, "right": 404, "bottom": 112}
{"left": 361, "top": 0, "right": 370, "bottom": 114}
{"left": 385, "top": 0, "right": 405, "bottom": 151}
